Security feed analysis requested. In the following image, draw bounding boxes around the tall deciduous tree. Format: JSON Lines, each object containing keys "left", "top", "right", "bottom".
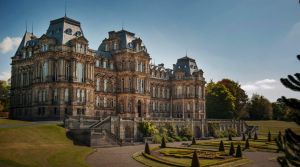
{"left": 218, "top": 79, "right": 248, "bottom": 119}
{"left": 246, "top": 94, "right": 273, "bottom": 120}
{"left": 206, "top": 82, "right": 235, "bottom": 119}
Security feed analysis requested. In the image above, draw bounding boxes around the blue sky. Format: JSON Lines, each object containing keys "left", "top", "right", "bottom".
{"left": 0, "top": 0, "right": 299, "bottom": 101}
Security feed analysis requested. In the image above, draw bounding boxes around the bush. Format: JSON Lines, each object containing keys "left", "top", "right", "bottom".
{"left": 229, "top": 142, "right": 235, "bottom": 156}
{"left": 182, "top": 137, "right": 188, "bottom": 141}
{"left": 167, "top": 137, "right": 174, "bottom": 142}
{"left": 161, "top": 136, "right": 166, "bottom": 148}
{"left": 179, "top": 125, "right": 192, "bottom": 140}
{"left": 268, "top": 131, "right": 272, "bottom": 142}
{"left": 242, "top": 133, "right": 246, "bottom": 141}
{"left": 219, "top": 140, "right": 225, "bottom": 152}
{"left": 254, "top": 132, "right": 258, "bottom": 140}
{"left": 152, "top": 134, "right": 162, "bottom": 144}
{"left": 227, "top": 128, "right": 238, "bottom": 137}
{"left": 191, "top": 151, "right": 200, "bottom": 167}
{"left": 145, "top": 142, "right": 150, "bottom": 154}
{"left": 165, "top": 123, "right": 176, "bottom": 138}
{"left": 138, "top": 121, "right": 159, "bottom": 137}
{"left": 244, "top": 139, "right": 250, "bottom": 149}
{"left": 173, "top": 136, "right": 182, "bottom": 141}
{"left": 192, "top": 137, "right": 196, "bottom": 145}
{"left": 235, "top": 144, "right": 242, "bottom": 158}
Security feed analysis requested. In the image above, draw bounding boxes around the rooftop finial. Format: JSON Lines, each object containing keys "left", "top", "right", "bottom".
{"left": 185, "top": 49, "right": 188, "bottom": 57}
{"left": 122, "top": 21, "right": 124, "bottom": 30}
{"left": 25, "top": 21, "right": 27, "bottom": 33}
{"left": 31, "top": 22, "right": 33, "bottom": 34}
{"left": 64, "top": 0, "right": 67, "bottom": 17}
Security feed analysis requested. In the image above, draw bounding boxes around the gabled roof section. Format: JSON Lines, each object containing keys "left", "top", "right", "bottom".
{"left": 174, "top": 55, "right": 200, "bottom": 76}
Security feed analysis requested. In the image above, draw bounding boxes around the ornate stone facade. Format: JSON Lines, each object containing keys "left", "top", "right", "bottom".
{"left": 10, "top": 16, "right": 206, "bottom": 121}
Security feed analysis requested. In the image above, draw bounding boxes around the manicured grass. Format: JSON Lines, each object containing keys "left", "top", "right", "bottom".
{"left": 0, "top": 118, "right": 32, "bottom": 125}
{"left": 0, "top": 120, "right": 94, "bottom": 167}
{"left": 246, "top": 120, "right": 300, "bottom": 135}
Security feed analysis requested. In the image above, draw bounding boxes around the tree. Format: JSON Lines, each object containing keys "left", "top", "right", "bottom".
{"left": 219, "top": 140, "right": 225, "bottom": 152}
{"left": 161, "top": 136, "right": 166, "bottom": 148}
{"left": 218, "top": 79, "right": 248, "bottom": 119}
{"left": 268, "top": 131, "right": 272, "bottom": 142}
{"left": 145, "top": 142, "right": 150, "bottom": 154}
{"left": 242, "top": 133, "right": 246, "bottom": 141}
{"left": 191, "top": 150, "right": 200, "bottom": 167}
{"left": 192, "top": 137, "right": 196, "bottom": 145}
{"left": 254, "top": 132, "right": 258, "bottom": 140}
{"left": 272, "top": 97, "right": 299, "bottom": 121}
{"left": 236, "top": 144, "right": 242, "bottom": 158}
{"left": 246, "top": 94, "right": 273, "bottom": 120}
{"left": 206, "top": 82, "right": 235, "bottom": 119}
{"left": 245, "top": 139, "right": 250, "bottom": 149}
{"left": 276, "top": 55, "right": 300, "bottom": 167}
{"left": 0, "top": 81, "right": 10, "bottom": 113}
{"left": 229, "top": 142, "right": 235, "bottom": 156}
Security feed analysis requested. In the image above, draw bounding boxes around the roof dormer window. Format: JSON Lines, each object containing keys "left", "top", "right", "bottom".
{"left": 75, "top": 31, "right": 82, "bottom": 37}
{"left": 65, "top": 28, "right": 72, "bottom": 35}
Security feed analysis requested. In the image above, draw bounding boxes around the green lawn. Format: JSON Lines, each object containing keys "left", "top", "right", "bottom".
{"left": 0, "top": 119, "right": 94, "bottom": 167}
{"left": 246, "top": 120, "right": 300, "bottom": 135}
{"left": 0, "top": 119, "right": 32, "bottom": 125}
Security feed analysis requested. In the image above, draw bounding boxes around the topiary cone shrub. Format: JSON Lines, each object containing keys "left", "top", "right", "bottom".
{"left": 191, "top": 150, "right": 200, "bottom": 167}
{"left": 244, "top": 138, "right": 250, "bottom": 149}
{"left": 235, "top": 144, "right": 242, "bottom": 158}
{"left": 242, "top": 133, "right": 246, "bottom": 141}
{"left": 254, "top": 132, "right": 258, "bottom": 140}
{"left": 161, "top": 136, "right": 166, "bottom": 148}
{"left": 219, "top": 140, "right": 225, "bottom": 152}
{"left": 192, "top": 137, "right": 196, "bottom": 145}
{"left": 229, "top": 142, "right": 235, "bottom": 156}
{"left": 228, "top": 134, "right": 232, "bottom": 141}
{"left": 145, "top": 142, "right": 150, "bottom": 154}
{"left": 268, "top": 131, "right": 272, "bottom": 142}
{"left": 248, "top": 132, "right": 252, "bottom": 139}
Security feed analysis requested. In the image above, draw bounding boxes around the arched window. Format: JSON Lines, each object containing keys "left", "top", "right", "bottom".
{"left": 76, "top": 62, "right": 83, "bottom": 82}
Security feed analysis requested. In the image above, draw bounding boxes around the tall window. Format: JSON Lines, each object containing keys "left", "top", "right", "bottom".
{"left": 64, "top": 88, "right": 69, "bottom": 102}
{"left": 104, "top": 79, "right": 107, "bottom": 92}
{"left": 96, "top": 78, "right": 100, "bottom": 91}
{"left": 96, "top": 96, "right": 100, "bottom": 106}
{"left": 77, "top": 89, "right": 80, "bottom": 102}
{"left": 42, "top": 61, "right": 48, "bottom": 81}
{"left": 76, "top": 62, "right": 83, "bottom": 82}
{"left": 104, "top": 97, "right": 107, "bottom": 107}
{"left": 198, "top": 86, "right": 202, "bottom": 98}
{"left": 53, "top": 89, "right": 58, "bottom": 102}
{"left": 96, "top": 60, "right": 100, "bottom": 67}
{"left": 81, "top": 89, "right": 85, "bottom": 102}
{"left": 103, "top": 61, "right": 107, "bottom": 68}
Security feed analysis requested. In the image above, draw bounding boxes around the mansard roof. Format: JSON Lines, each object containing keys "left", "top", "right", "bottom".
{"left": 174, "top": 55, "right": 200, "bottom": 76}
{"left": 14, "top": 32, "right": 36, "bottom": 56}
{"left": 46, "top": 16, "right": 85, "bottom": 45}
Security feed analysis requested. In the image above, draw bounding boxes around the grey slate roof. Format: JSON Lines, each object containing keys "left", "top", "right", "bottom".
{"left": 15, "top": 32, "right": 36, "bottom": 56}
{"left": 173, "top": 55, "right": 200, "bottom": 76}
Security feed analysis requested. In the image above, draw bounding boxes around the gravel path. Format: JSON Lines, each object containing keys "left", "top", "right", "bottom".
{"left": 87, "top": 142, "right": 282, "bottom": 167}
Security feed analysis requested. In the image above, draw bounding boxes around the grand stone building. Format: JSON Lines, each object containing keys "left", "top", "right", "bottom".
{"left": 10, "top": 16, "right": 246, "bottom": 145}
{"left": 10, "top": 16, "right": 205, "bottom": 121}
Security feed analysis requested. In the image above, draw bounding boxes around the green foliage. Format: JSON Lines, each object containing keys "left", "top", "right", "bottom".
{"left": 0, "top": 81, "right": 10, "bottom": 112}
{"left": 268, "top": 131, "right": 272, "bottom": 142}
{"left": 138, "top": 121, "right": 159, "bottom": 137}
{"left": 235, "top": 144, "right": 242, "bottom": 158}
{"left": 173, "top": 136, "right": 182, "bottom": 141}
{"left": 219, "top": 140, "right": 225, "bottom": 152}
{"left": 167, "top": 137, "right": 174, "bottom": 143}
{"left": 218, "top": 79, "right": 248, "bottom": 119}
{"left": 245, "top": 94, "right": 273, "bottom": 120}
{"left": 229, "top": 142, "right": 235, "bottom": 156}
{"left": 145, "top": 142, "right": 150, "bottom": 154}
{"left": 179, "top": 125, "right": 192, "bottom": 140}
{"left": 254, "top": 132, "right": 258, "bottom": 140}
{"left": 244, "top": 139, "right": 250, "bottom": 149}
{"left": 226, "top": 128, "right": 238, "bottom": 137}
{"left": 161, "top": 136, "right": 166, "bottom": 148}
{"left": 192, "top": 137, "right": 196, "bottom": 145}
{"left": 165, "top": 123, "right": 176, "bottom": 138}
{"left": 206, "top": 82, "right": 235, "bottom": 119}
{"left": 191, "top": 151, "right": 200, "bottom": 167}
{"left": 152, "top": 134, "right": 162, "bottom": 144}
{"left": 182, "top": 137, "right": 188, "bottom": 141}
{"left": 242, "top": 133, "right": 246, "bottom": 141}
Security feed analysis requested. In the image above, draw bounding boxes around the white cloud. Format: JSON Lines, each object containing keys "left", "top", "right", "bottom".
{"left": 255, "top": 79, "right": 276, "bottom": 85}
{"left": 0, "top": 36, "right": 21, "bottom": 54}
{"left": 241, "top": 78, "right": 277, "bottom": 92}
{"left": 0, "top": 71, "right": 10, "bottom": 81}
